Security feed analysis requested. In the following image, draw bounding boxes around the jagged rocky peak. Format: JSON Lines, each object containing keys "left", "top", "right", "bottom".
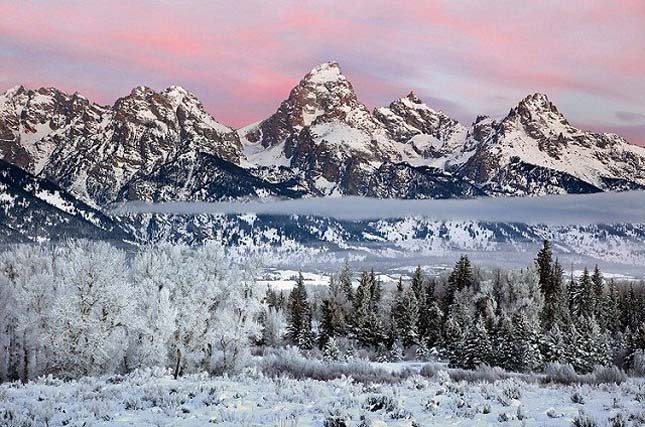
{"left": 506, "top": 92, "right": 570, "bottom": 128}
{"left": 468, "top": 115, "right": 496, "bottom": 143}
{"left": 245, "top": 61, "right": 372, "bottom": 150}
{"left": 373, "top": 89, "right": 466, "bottom": 147}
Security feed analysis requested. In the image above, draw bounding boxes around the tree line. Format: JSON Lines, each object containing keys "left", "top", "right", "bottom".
{"left": 272, "top": 241, "right": 645, "bottom": 373}
{"left": 1, "top": 240, "right": 644, "bottom": 384}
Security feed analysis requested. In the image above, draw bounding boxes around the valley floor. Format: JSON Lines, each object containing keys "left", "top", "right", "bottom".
{"left": 2, "top": 364, "right": 643, "bottom": 427}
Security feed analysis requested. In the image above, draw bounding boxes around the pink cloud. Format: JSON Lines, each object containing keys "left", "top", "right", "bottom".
{"left": 0, "top": 0, "right": 643, "bottom": 145}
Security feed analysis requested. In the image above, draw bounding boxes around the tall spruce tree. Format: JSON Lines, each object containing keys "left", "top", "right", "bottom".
{"left": 338, "top": 261, "right": 353, "bottom": 303}
{"left": 444, "top": 255, "right": 474, "bottom": 312}
{"left": 535, "top": 240, "right": 554, "bottom": 294}
{"left": 287, "top": 273, "right": 314, "bottom": 349}
{"left": 461, "top": 319, "right": 493, "bottom": 369}
{"left": 591, "top": 265, "right": 604, "bottom": 319}
{"left": 400, "top": 285, "right": 420, "bottom": 348}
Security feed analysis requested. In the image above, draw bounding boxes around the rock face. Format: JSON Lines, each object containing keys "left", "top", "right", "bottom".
{"left": 1, "top": 63, "right": 645, "bottom": 209}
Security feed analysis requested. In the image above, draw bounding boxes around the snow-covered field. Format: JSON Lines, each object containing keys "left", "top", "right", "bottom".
{"left": 2, "top": 366, "right": 643, "bottom": 427}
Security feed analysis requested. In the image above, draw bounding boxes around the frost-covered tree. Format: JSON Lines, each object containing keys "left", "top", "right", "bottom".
{"left": 338, "top": 261, "right": 353, "bottom": 304}
{"left": 49, "top": 241, "right": 134, "bottom": 378}
{"left": 319, "top": 276, "right": 348, "bottom": 348}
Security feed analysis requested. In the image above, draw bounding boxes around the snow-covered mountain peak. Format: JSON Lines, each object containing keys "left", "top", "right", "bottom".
{"left": 404, "top": 90, "right": 422, "bottom": 104}
{"left": 508, "top": 92, "right": 568, "bottom": 127}
{"left": 302, "top": 61, "right": 346, "bottom": 85}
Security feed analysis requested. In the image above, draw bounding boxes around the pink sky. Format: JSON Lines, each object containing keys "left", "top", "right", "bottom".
{"left": 1, "top": 0, "right": 644, "bottom": 145}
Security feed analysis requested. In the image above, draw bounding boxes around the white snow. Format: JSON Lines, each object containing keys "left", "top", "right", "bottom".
{"left": 305, "top": 62, "right": 345, "bottom": 84}
{"left": 1, "top": 367, "right": 643, "bottom": 426}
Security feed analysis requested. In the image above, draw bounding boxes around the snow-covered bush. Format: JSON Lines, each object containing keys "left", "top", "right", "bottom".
{"left": 589, "top": 365, "right": 626, "bottom": 385}
{"left": 632, "top": 350, "right": 645, "bottom": 377}
{"left": 571, "top": 411, "right": 598, "bottom": 427}
{"left": 545, "top": 362, "right": 579, "bottom": 385}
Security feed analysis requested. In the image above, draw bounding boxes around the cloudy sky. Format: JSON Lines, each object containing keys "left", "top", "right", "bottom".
{"left": 1, "top": 0, "right": 644, "bottom": 145}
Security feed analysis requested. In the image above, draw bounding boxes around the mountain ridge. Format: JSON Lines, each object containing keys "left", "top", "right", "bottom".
{"left": 2, "top": 61, "right": 645, "bottom": 207}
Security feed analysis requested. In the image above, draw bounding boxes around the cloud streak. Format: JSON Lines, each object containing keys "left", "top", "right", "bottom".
{"left": 114, "top": 191, "right": 645, "bottom": 225}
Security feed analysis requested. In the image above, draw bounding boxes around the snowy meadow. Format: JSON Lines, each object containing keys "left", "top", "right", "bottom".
{"left": 1, "top": 240, "right": 645, "bottom": 426}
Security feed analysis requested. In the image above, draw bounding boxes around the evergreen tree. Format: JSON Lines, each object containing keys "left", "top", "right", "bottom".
{"left": 579, "top": 268, "right": 596, "bottom": 316}
{"left": 287, "top": 273, "right": 314, "bottom": 349}
{"left": 461, "top": 319, "right": 492, "bottom": 369}
{"left": 535, "top": 240, "right": 553, "bottom": 295}
{"left": 390, "top": 339, "right": 404, "bottom": 362}
{"left": 541, "top": 259, "right": 565, "bottom": 330}
{"left": 422, "top": 301, "right": 444, "bottom": 348}
{"left": 441, "top": 316, "right": 465, "bottom": 367}
{"left": 400, "top": 285, "right": 419, "bottom": 348}
{"left": 338, "top": 261, "right": 353, "bottom": 303}
{"left": 591, "top": 265, "right": 604, "bottom": 318}
{"left": 411, "top": 266, "right": 425, "bottom": 302}
{"left": 511, "top": 311, "right": 543, "bottom": 372}
{"left": 604, "top": 279, "right": 620, "bottom": 332}
{"left": 444, "top": 255, "right": 474, "bottom": 312}
{"left": 491, "top": 314, "right": 515, "bottom": 370}
{"left": 542, "top": 324, "right": 567, "bottom": 363}
{"left": 351, "top": 272, "right": 384, "bottom": 347}
{"left": 322, "top": 337, "right": 341, "bottom": 362}
{"left": 416, "top": 338, "right": 432, "bottom": 361}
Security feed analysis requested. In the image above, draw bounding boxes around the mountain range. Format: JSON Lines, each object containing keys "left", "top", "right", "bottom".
{"left": 1, "top": 61, "right": 644, "bottom": 245}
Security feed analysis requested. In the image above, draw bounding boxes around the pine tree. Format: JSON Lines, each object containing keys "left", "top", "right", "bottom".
{"left": 535, "top": 240, "right": 553, "bottom": 295}
{"left": 461, "top": 319, "right": 492, "bottom": 369}
{"left": 351, "top": 272, "right": 383, "bottom": 347}
{"left": 322, "top": 337, "right": 341, "bottom": 362}
{"left": 422, "top": 301, "right": 444, "bottom": 348}
{"left": 511, "top": 311, "right": 543, "bottom": 372}
{"left": 541, "top": 259, "right": 566, "bottom": 330}
{"left": 543, "top": 324, "right": 567, "bottom": 363}
{"left": 579, "top": 268, "right": 595, "bottom": 316}
{"left": 338, "top": 261, "right": 353, "bottom": 303}
{"left": 390, "top": 339, "right": 404, "bottom": 362}
{"left": 444, "top": 255, "right": 474, "bottom": 312}
{"left": 411, "top": 266, "right": 425, "bottom": 302}
{"left": 604, "top": 279, "right": 620, "bottom": 332}
{"left": 491, "top": 314, "right": 515, "bottom": 370}
{"left": 400, "top": 285, "right": 419, "bottom": 348}
{"left": 441, "top": 316, "right": 465, "bottom": 367}
{"left": 416, "top": 338, "right": 432, "bottom": 361}
{"left": 287, "top": 273, "right": 314, "bottom": 349}
{"left": 591, "top": 265, "right": 604, "bottom": 319}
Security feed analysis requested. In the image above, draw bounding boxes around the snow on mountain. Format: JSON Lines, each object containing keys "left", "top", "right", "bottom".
{"left": 373, "top": 91, "right": 473, "bottom": 168}
{"left": 0, "top": 159, "right": 133, "bottom": 243}
{"left": 459, "top": 93, "right": 645, "bottom": 195}
{"left": 239, "top": 62, "right": 479, "bottom": 197}
{"left": 2, "top": 63, "right": 645, "bottom": 207}
{"left": 0, "top": 86, "right": 103, "bottom": 174}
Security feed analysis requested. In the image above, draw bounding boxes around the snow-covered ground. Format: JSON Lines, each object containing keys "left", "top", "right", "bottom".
{"left": 2, "top": 366, "right": 643, "bottom": 426}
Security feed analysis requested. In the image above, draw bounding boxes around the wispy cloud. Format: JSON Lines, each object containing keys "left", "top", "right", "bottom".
{"left": 114, "top": 191, "right": 645, "bottom": 225}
